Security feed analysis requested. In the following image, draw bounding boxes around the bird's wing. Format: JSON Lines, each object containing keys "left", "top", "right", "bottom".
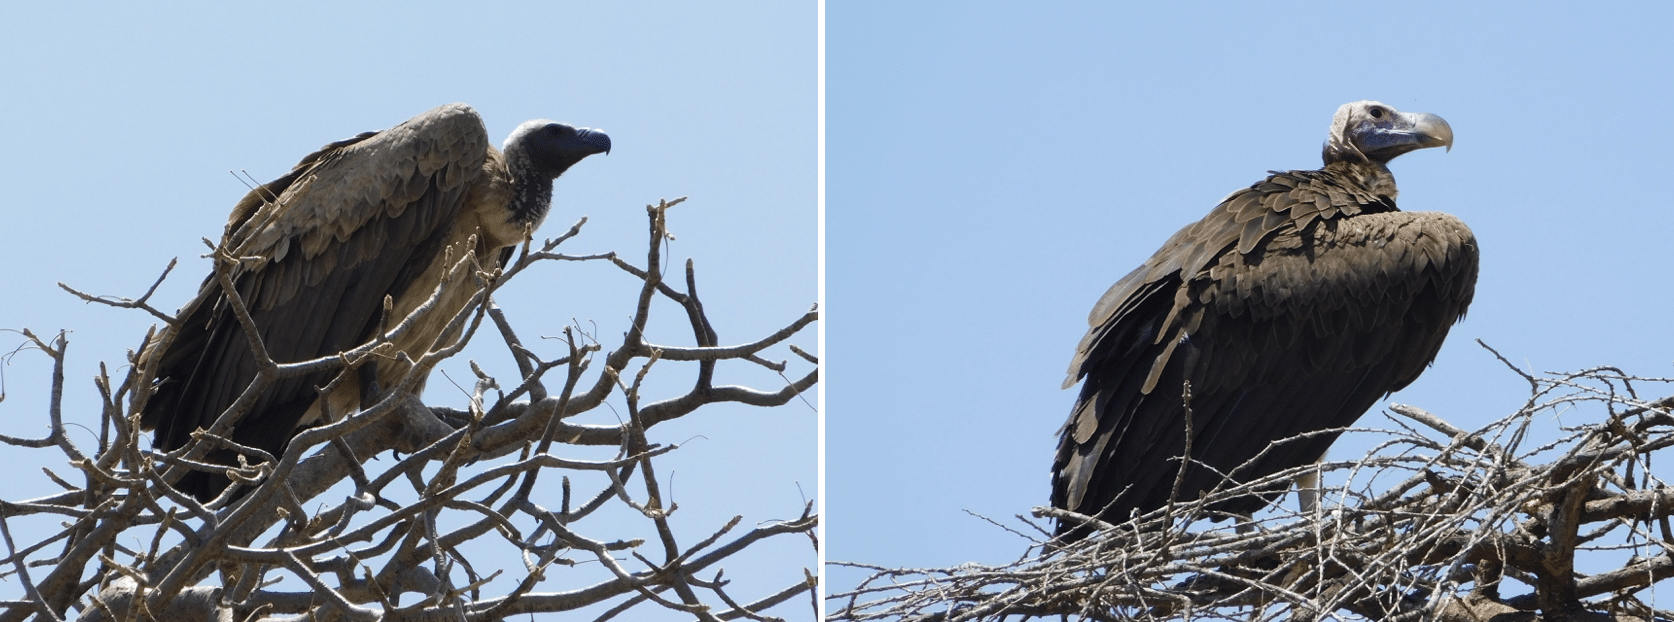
{"left": 1066, "top": 171, "right": 1379, "bottom": 389}
{"left": 141, "top": 104, "right": 490, "bottom": 482}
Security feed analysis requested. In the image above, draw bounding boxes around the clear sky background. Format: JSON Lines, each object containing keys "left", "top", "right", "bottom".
{"left": 828, "top": 0, "right": 1674, "bottom": 602}
{"left": 0, "top": 2, "right": 816, "bottom": 618}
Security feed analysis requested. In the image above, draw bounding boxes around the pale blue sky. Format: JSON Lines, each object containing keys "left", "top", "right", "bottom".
{"left": 829, "top": 0, "right": 1674, "bottom": 601}
{"left": 0, "top": 2, "right": 815, "bottom": 618}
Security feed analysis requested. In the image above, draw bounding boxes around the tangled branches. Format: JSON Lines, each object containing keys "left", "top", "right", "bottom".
{"left": 831, "top": 345, "right": 1674, "bottom": 621}
{"left": 0, "top": 198, "right": 819, "bottom": 621}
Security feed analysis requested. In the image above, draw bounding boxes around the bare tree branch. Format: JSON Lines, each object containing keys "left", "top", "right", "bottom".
{"left": 830, "top": 357, "right": 1674, "bottom": 622}
{"left": 0, "top": 197, "right": 818, "bottom": 622}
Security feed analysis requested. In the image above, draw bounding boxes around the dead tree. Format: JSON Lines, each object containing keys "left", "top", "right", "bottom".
{"left": 831, "top": 344, "right": 1674, "bottom": 621}
{"left": 0, "top": 198, "right": 819, "bottom": 621}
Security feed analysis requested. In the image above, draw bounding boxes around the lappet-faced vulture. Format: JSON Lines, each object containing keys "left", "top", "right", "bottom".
{"left": 140, "top": 103, "right": 610, "bottom": 501}
{"left": 1052, "top": 101, "right": 1476, "bottom": 538}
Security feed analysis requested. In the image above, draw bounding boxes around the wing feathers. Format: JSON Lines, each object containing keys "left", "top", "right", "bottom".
{"left": 142, "top": 104, "right": 493, "bottom": 500}
{"left": 230, "top": 104, "right": 487, "bottom": 273}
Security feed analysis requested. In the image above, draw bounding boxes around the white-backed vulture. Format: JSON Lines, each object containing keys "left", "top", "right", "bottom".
{"left": 1053, "top": 101, "right": 1476, "bottom": 539}
{"left": 140, "top": 103, "right": 610, "bottom": 501}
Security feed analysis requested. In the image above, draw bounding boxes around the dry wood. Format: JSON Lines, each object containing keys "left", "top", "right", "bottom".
{"left": 833, "top": 352, "right": 1673, "bottom": 621}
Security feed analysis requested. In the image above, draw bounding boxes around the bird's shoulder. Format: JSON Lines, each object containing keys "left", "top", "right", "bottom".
{"left": 1213, "top": 168, "right": 1388, "bottom": 257}
{"left": 1082, "top": 170, "right": 1382, "bottom": 331}
{"left": 1202, "top": 206, "right": 1477, "bottom": 322}
{"left": 223, "top": 104, "right": 493, "bottom": 267}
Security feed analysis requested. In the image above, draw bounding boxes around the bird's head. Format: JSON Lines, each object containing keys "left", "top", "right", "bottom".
{"left": 504, "top": 120, "right": 612, "bottom": 180}
{"left": 1323, "top": 101, "right": 1453, "bottom": 166}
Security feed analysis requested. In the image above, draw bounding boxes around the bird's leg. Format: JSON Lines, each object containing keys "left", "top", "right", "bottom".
{"left": 1296, "top": 457, "right": 1323, "bottom": 516}
{"left": 1235, "top": 514, "right": 1255, "bottom": 535}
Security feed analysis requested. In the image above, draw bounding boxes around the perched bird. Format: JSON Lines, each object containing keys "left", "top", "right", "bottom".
{"left": 140, "top": 103, "right": 610, "bottom": 501}
{"left": 1053, "top": 101, "right": 1476, "bottom": 538}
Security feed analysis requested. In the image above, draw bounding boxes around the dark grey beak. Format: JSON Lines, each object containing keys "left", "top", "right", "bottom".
{"left": 577, "top": 128, "right": 611, "bottom": 155}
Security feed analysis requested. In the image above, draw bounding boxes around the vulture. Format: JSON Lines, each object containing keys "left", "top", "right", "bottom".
{"left": 140, "top": 103, "right": 610, "bottom": 501}
{"left": 1052, "top": 101, "right": 1476, "bottom": 538}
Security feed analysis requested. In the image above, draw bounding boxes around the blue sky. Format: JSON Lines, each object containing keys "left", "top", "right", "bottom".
{"left": 0, "top": 2, "right": 815, "bottom": 618}
{"left": 828, "top": 0, "right": 1674, "bottom": 600}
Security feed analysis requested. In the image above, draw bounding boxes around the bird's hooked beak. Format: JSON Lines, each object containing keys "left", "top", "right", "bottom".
{"left": 1359, "top": 110, "right": 1453, "bottom": 162}
{"left": 1402, "top": 112, "right": 1453, "bottom": 153}
{"left": 577, "top": 127, "right": 611, "bottom": 155}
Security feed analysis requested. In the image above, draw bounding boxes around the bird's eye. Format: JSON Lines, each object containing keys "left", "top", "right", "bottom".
{"left": 1368, "top": 107, "right": 1384, "bottom": 119}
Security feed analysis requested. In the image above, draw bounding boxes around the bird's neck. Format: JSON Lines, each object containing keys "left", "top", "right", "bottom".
{"left": 1325, "top": 160, "right": 1399, "bottom": 200}
{"left": 505, "top": 155, "right": 555, "bottom": 227}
